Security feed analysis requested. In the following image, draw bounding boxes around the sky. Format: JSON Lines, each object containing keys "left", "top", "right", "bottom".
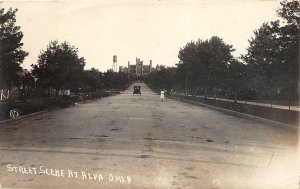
{"left": 1, "top": 0, "right": 281, "bottom": 72}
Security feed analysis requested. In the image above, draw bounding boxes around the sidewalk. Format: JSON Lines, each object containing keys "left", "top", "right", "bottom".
{"left": 173, "top": 93, "right": 300, "bottom": 112}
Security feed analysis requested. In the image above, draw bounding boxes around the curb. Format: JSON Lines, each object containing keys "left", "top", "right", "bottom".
{"left": 0, "top": 110, "right": 50, "bottom": 125}
{"left": 169, "top": 95, "right": 298, "bottom": 130}
{"left": 0, "top": 94, "right": 120, "bottom": 125}
{"left": 0, "top": 101, "right": 85, "bottom": 125}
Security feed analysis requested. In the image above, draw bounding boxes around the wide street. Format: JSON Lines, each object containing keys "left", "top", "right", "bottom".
{"left": 0, "top": 82, "right": 298, "bottom": 189}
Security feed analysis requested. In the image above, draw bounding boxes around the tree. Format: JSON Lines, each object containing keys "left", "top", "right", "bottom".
{"left": 277, "top": 0, "right": 300, "bottom": 27}
{"left": 242, "top": 0, "right": 299, "bottom": 100}
{"left": 145, "top": 65, "right": 176, "bottom": 90}
{"left": 19, "top": 69, "right": 35, "bottom": 97}
{"left": 178, "top": 36, "right": 234, "bottom": 97}
{"left": 226, "top": 59, "right": 247, "bottom": 103}
{"left": 32, "top": 41, "right": 85, "bottom": 95}
{"left": 81, "top": 68, "right": 103, "bottom": 92}
{"left": 277, "top": 0, "right": 299, "bottom": 99}
{"left": 242, "top": 22, "right": 281, "bottom": 93}
{"left": 0, "top": 8, "right": 28, "bottom": 89}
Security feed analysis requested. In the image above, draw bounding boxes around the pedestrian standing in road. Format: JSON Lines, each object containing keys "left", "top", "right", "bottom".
{"left": 160, "top": 90, "right": 165, "bottom": 102}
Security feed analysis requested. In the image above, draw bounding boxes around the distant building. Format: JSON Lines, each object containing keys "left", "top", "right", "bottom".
{"left": 119, "top": 66, "right": 128, "bottom": 73}
{"left": 119, "top": 58, "right": 152, "bottom": 77}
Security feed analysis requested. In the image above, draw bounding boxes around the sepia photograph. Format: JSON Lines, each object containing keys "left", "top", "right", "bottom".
{"left": 0, "top": 0, "right": 299, "bottom": 188}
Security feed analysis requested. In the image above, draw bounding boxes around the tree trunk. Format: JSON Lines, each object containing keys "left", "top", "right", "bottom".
{"left": 185, "top": 77, "right": 188, "bottom": 96}
{"left": 213, "top": 88, "right": 216, "bottom": 101}
{"left": 268, "top": 90, "right": 272, "bottom": 108}
{"left": 234, "top": 88, "right": 238, "bottom": 104}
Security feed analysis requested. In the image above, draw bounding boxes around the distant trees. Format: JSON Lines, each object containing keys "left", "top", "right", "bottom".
{"left": 146, "top": 36, "right": 245, "bottom": 99}
{"left": 0, "top": 8, "right": 28, "bottom": 89}
{"left": 80, "top": 68, "right": 129, "bottom": 92}
{"left": 145, "top": 65, "right": 176, "bottom": 90}
{"left": 81, "top": 68, "right": 103, "bottom": 92}
{"left": 102, "top": 70, "right": 129, "bottom": 90}
{"left": 146, "top": 0, "right": 299, "bottom": 103}
{"left": 31, "top": 40, "right": 129, "bottom": 95}
{"left": 32, "top": 41, "right": 86, "bottom": 94}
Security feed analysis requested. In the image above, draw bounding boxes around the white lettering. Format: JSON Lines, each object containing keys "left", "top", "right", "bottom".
{"left": 73, "top": 171, "right": 78, "bottom": 178}
{"left": 7, "top": 164, "right": 13, "bottom": 172}
{"left": 39, "top": 166, "right": 45, "bottom": 175}
{"left": 115, "top": 176, "right": 122, "bottom": 183}
{"left": 81, "top": 171, "right": 87, "bottom": 180}
{"left": 121, "top": 176, "right": 126, "bottom": 183}
{"left": 88, "top": 173, "right": 93, "bottom": 179}
{"left": 45, "top": 168, "right": 51, "bottom": 175}
{"left": 6, "top": 164, "right": 133, "bottom": 184}
{"left": 50, "top": 169, "right": 55, "bottom": 177}
{"left": 32, "top": 167, "right": 37, "bottom": 175}
{"left": 98, "top": 174, "right": 104, "bottom": 181}
{"left": 27, "top": 167, "right": 33, "bottom": 174}
{"left": 92, "top": 173, "right": 98, "bottom": 180}
{"left": 12, "top": 166, "right": 17, "bottom": 172}
{"left": 23, "top": 167, "right": 28, "bottom": 174}
{"left": 60, "top": 169, "right": 65, "bottom": 177}
{"left": 0, "top": 90, "right": 9, "bottom": 101}
{"left": 109, "top": 174, "right": 114, "bottom": 181}
{"left": 68, "top": 170, "right": 73, "bottom": 178}
{"left": 127, "top": 176, "right": 132, "bottom": 184}
{"left": 18, "top": 166, "right": 23, "bottom": 174}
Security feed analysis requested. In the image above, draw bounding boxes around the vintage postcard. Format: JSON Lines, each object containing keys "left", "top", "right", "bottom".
{"left": 0, "top": 0, "right": 299, "bottom": 188}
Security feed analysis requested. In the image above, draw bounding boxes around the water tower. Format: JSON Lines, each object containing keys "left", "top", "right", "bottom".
{"left": 112, "top": 55, "right": 117, "bottom": 72}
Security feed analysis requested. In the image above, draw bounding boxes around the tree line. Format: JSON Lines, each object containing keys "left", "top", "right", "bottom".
{"left": 0, "top": 8, "right": 129, "bottom": 98}
{"left": 146, "top": 0, "right": 299, "bottom": 103}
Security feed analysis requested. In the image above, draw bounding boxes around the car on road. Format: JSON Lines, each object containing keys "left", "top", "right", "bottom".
{"left": 133, "top": 86, "right": 141, "bottom": 95}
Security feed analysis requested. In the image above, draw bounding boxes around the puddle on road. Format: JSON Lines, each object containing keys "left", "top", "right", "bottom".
{"left": 138, "top": 155, "right": 150, "bottom": 158}
{"left": 184, "top": 175, "right": 198, "bottom": 179}
{"left": 63, "top": 138, "right": 81, "bottom": 140}
{"left": 110, "top": 128, "right": 119, "bottom": 132}
{"left": 90, "top": 135, "right": 109, "bottom": 138}
{"left": 143, "top": 137, "right": 186, "bottom": 142}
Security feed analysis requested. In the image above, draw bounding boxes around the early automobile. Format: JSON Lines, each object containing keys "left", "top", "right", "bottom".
{"left": 133, "top": 86, "right": 141, "bottom": 95}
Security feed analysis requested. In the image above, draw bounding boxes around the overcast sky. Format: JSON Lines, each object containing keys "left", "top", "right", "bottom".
{"left": 1, "top": 0, "right": 281, "bottom": 71}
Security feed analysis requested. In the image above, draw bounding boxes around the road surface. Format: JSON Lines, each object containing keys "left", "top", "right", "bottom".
{"left": 0, "top": 82, "right": 298, "bottom": 189}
